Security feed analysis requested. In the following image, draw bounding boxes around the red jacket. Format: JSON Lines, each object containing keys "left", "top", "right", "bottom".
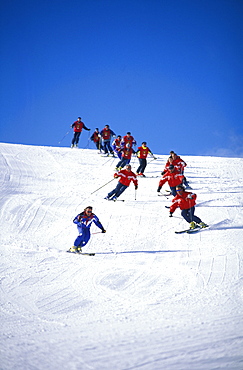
{"left": 170, "top": 191, "right": 197, "bottom": 213}
{"left": 137, "top": 146, "right": 152, "bottom": 159}
{"left": 121, "top": 147, "right": 133, "bottom": 159}
{"left": 165, "top": 156, "right": 187, "bottom": 172}
{"left": 112, "top": 137, "right": 122, "bottom": 150}
{"left": 121, "top": 135, "right": 136, "bottom": 148}
{"left": 159, "top": 169, "right": 184, "bottom": 188}
{"left": 114, "top": 169, "right": 138, "bottom": 187}
{"left": 72, "top": 120, "right": 89, "bottom": 132}
{"left": 91, "top": 131, "right": 100, "bottom": 143}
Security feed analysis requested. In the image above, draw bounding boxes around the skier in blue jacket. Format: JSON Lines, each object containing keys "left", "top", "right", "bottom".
{"left": 69, "top": 206, "right": 106, "bottom": 253}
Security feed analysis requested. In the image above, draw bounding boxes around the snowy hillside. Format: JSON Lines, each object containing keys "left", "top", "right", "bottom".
{"left": 1, "top": 142, "right": 243, "bottom": 370}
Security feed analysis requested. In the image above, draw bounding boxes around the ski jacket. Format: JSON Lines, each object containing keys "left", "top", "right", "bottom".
{"left": 72, "top": 120, "right": 89, "bottom": 133}
{"left": 120, "top": 147, "right": 134, "bottom": 159}
{"left": 137, "top": 145, "right": 152, "bottom": 159}
{"left": 121, "top": 135, "right": 136, "bottom": 148}
{"left": 91, "top": 131, "right": 100, "bottom": 143}
{"left": 170, "top": 191, "right": 197, "bottom": 214}
{"left": 165, "top": 156, "right": 187, "bottom": 172}
{"left": 114, "top": 169, "right": 138, "bottom": 187}
{"left": 159, "top": 169, "right": 184, "bottom": 188}
{"left": 100, "top": 128, "right": 116, "bottom": 141}
{"left": 112, "top": 137, "right": 122, "bottom": 151}
{"left": 73, "top": 212, "right": 104, "bottom": 232}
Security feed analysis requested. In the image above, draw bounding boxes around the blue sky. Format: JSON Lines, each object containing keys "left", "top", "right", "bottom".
{"left": 0, "top": 0, "right": 242, "bottom": 157}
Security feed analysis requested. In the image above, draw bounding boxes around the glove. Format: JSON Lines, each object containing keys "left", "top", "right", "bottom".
{"left": 169, "top": 212, "right": 173, "bottom": 217}
{"left": 88, "top": 128, "right": 91, "bottom": 131}
{"left": 135, "top": 185, "right": 138, "bottom": 190}
{"left": 187, "top": 194, "right": 193, "bottom": 199}
{"left": 114, "top": 173, "right": 118, "bottom": 178}
{"left": 161, "top": 171, "right": 166, "bottom": 175}
{"left": 102, "top": 229, "right": 106, "bottom": 233}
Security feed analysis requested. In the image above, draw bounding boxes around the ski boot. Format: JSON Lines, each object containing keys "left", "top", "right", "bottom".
{"left": 189, "top": 221, "right": 197, "bottom": 229}
{"left": 199, "top": 222, "right": 208, "bottom": 228}
{"left": 68, "top": 246, "right": 78, "bottom": 253}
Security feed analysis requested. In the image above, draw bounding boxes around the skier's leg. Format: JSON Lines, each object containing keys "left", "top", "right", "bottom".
{"left": 115, "top": 184, "right": 128, "bottom": 198}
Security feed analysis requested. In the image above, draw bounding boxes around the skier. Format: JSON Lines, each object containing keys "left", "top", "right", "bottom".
{"left": 112, "top": 135, "right": 122, "bottom": 158}
{"left": 157, "top": 164, "right": 184, "bottom": 196}
{"left": 164, "top": 151, "right": 189, "bottom": 187}
{"left": 69, "top": 206, "right": 106, "bottom": 253}
{"left": 115, "top": 143, "right": 135, "bottom": 170}
{"left": 136, "top": 142, "right": 156, "bottom": 176}
{"left": 100, "top": 124, "right": 116, "bottom": 156}
{"left": 71, "top": 117, "right": 90, "bottom": 148}
{"left": 90, "top": 128, "right": 103, "bottom": 152}
{"left": 169, "top": 185, "right": 208, "bottom": 229}
{"left": 121, "top": 132, "right": 136, "bottom": 149}
{"left": 104, "top": 164, "right": 138, "bottom": 201}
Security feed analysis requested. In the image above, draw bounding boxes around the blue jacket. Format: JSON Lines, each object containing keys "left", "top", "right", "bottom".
{"left": 73, "top": 212, "right": 104, "bottom": 234}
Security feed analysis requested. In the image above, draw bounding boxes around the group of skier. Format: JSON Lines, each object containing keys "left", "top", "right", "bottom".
{"left": 68, "top": 118, "right": 207, "bottom": 253}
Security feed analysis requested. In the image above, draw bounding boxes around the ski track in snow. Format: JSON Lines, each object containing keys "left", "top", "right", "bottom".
{"left": 0, "top": 143, "right": 243, "bottom": 370}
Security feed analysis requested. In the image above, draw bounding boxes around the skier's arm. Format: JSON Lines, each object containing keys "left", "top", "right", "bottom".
{"left": 93, "top": 216, "right": 106, "bottom": 232}
{"left": 83, "top": 124, "right": 90, "bottom": 131}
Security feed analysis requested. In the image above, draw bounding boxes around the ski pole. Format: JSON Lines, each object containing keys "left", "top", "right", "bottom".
{"left": 147, "top": 157, "right": 157, "bottom": 165}
{"left": 58, "top": 130, "right": 70, "bottom": 144}
{"left": 135, "top": 188, "right": 137, "bottom": 200}
{"left": 90, "top": 178, "right": 115, "bottom": 195}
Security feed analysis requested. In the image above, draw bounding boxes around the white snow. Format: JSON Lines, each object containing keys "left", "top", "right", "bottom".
{"left": 0, "top": 142, "right": 243, "bottom": 370}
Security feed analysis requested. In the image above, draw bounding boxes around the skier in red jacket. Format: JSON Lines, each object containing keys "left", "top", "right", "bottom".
{"left": 121, "top": 132, "right": 136, "bottom": 149}
{"left": 105, "top": 164, "right": 138, "bottom": 201}
{"left": 136, "top": 142, "right": 156, "bottom": 176}
{"left": 164, "top": 151, "right": 189, "bottom": 187}
{"left": 71, "top": 117, "right": 90, "bottom": 148}
{"left": 169, "top": 185, "right": 208, "bottom": 229}
{"left": 157, "top": 165, "right": 184, "bottom": 196}
{"left": 115, "top": 143, "right": 135, "bottom": 170}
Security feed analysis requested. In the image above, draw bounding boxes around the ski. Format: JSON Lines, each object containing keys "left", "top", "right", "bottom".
{"left": 67, "top": 250, "right": 95, "bottom": 256}
{"left": 158, "top": 193, "right": 171, "bottom": 197}
{"left": 186, "top": 225, "right": 209, "bottom": 234}
{"left": 175, "top": 225, "right": 201, "bottom": 234}
{"left": 104, "top": 198, "right": 125, "bottom": 202}
{"left": 175, "top": 229, "right": 192, "bottom": 234}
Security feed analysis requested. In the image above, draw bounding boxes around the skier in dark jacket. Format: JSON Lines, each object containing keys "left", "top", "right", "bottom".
{"left": 100, "top": 124, "right": 116, "bottom": 156}
{"left": 69, "top": 206, "right": 106, "bottom": 253}
{"left": 91, "top": 128, "right": 103, "bottom": 152}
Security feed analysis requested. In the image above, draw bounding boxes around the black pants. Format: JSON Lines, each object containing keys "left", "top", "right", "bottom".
{"left": 137, "top": 158, "right": 147, "bottom": 173}
{"left": 72, "top": 132, "right": 81, "bottom": 145}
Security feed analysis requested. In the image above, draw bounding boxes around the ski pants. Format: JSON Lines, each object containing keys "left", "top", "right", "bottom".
{"left": 181, "top": 206, "right": 202, "bottom": 224}
{"left": 116, "top": 158, "right": 130, "bottom": 168}
{"left": 72, "top": 132, "right": 81, "bottom": 145}
{"left": 170, "top": 186, "right": 177, "bottom": 197}
{"left": 108, "top": 182, "right": 128, "bottom": 198}
{"left": 74, "top": 227, "right": 91, "bottom": 247}
{"left": 103, "top": 140, "right": 113, "bottom": 154}
{"left": 137, "top": 158, "right": 147, "bottom": 174}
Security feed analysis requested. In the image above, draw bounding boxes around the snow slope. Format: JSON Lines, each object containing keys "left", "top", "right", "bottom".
{"left": 0, "top": 142, "right": 243, "bottom": 370}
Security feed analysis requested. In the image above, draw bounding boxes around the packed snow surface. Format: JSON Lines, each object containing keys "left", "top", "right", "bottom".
{"left": 0, "top": 142, "right": 243, "bottom": 370}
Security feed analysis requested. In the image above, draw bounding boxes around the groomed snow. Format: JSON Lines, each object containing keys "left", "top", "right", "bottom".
{"left": 0, "top": 142, "right": 243, "bottom": 370}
